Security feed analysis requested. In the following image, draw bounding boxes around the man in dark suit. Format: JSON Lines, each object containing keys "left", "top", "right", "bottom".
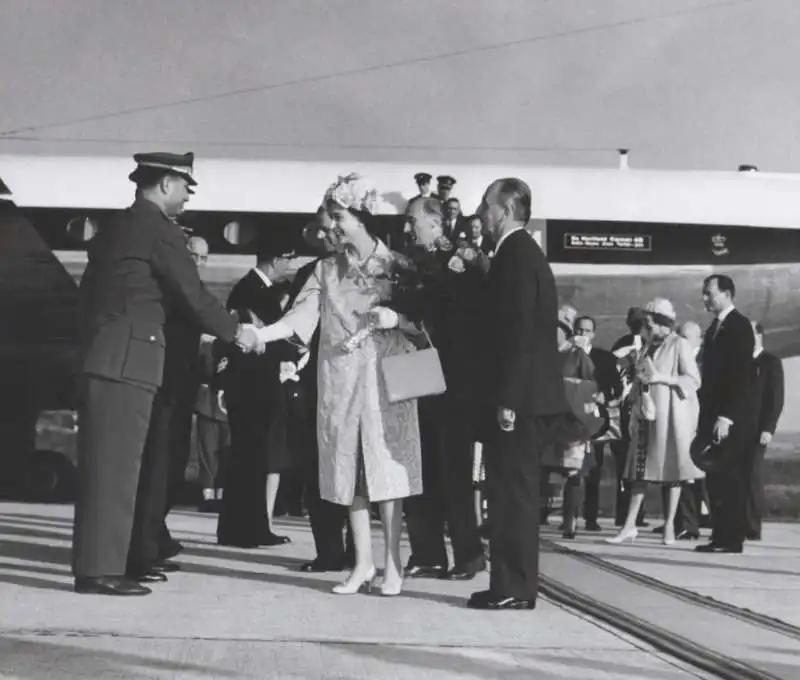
{"left": 216, "top": 251, "right": 296, "bottom": 547}
{"left": 743, "top": 321, "right": 784, "bottom": 540}
{"left": 293, "top": 216, "right": 354, "bottom": 572}
{"left": 402, "top": 196, "right": 487, "bottom": 582}
{"left": 695, "top": 274, "right": 754, "bottom": 554}
{"left": 574, "top": 315, "right": 623, "bottom": 531}
{"left": 442, "top": 198, "right": 467, "bottom": 240}
{"left": 73, "top": 152, "right": 256, "bottom": 596}
{"left": 468, "top": 178, "right": 567, "bottom": 610}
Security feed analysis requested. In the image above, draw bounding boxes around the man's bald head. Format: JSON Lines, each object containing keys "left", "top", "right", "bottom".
{"left": 187, "top": 236, "right": 209, "bottom": 265}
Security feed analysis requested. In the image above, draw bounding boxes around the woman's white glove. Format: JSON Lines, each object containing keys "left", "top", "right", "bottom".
{"left": 367, "top": 306, "right": 399, "bottom": 330}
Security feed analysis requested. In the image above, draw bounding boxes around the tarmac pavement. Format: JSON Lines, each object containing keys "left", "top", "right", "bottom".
{"left": 0, "top": 504, "right": 711, "bottom": 680}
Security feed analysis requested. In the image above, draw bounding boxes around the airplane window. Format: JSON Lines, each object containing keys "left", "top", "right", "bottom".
{"left": 66, "top": 216, "right": 99, "bottom": 243}
{"left": 223, "top": 220, "right": 256, "bottom": 246}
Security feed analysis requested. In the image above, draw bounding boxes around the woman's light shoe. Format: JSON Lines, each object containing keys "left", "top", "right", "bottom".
{"left": 332, "top": 566, "right": 377, "bottom": 595}
{"left": 662, "top": 530, "right": 676, "bottom": 546}
{"left": 379, "top": 576, "right": 404, "bottom": 597}
{"left": 605, "top": 527, "right": 638, "bottom": 544}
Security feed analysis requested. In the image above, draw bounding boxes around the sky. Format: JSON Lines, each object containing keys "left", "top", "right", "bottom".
{"left": 0, "top": 0, "right": 797, "bottom": 171}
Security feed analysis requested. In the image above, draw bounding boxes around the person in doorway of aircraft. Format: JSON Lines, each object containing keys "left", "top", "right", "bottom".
{"left": 412, "top": 172, "right": 433, "bottom": 199}
{"left": 434, "top": 174, "right": 456, "bottom": 202}
{"left": 607, "top": 298, "right": 705, "bottom": 547}
{"left": 248, "top": 173, "right": 423, "bottom": 598}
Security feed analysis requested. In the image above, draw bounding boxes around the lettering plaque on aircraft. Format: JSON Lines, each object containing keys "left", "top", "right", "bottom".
{"left": 563, "top": 233, "right": 652, "bottom": 252}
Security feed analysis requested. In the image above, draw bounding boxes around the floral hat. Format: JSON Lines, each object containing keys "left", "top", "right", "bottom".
{"left": 324, "top": 173, "right": 380, "bottom": 215}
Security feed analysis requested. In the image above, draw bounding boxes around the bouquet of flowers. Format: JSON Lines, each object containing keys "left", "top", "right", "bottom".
{"left": 339, "top": 236, "right": 483, "bottom": 353}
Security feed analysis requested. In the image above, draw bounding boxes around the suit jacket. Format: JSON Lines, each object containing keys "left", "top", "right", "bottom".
{"left": 78, "top": 198, "right": 237, "bottom": 391}
{"left": 698, "top": 308, "right": 754, "bottom": 427}
{"left": 219, "top": 270, "right": 289, "bottom": 416}
{"left": 749, "top": 351, "right": 785, "bottom": 437}
{"left": 589, "top": 347, "right": 623, "bottom": 404}
{"left": 423, "top": 250, "right": 488, "bottom": 410}
{"left": 483, "top": 229, "right": 566, "bottom": 417}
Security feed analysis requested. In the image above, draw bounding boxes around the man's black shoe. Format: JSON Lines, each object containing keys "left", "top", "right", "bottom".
{"left": 695, "top": 542, "right": 743, "bottom": 554}
{"left": 652, "top": 524, "right": 665, "bottom": 534}
{"left": 584, "top": 522, "right": 602, "bottom": 532}
{"left": 677, "top": 530, "right": 699, "bottom": 541}
{"left": 444, "top": 556, "right": 487, "bottom": 581}
{"left": 299, "top": 557, "right": 348, "bottom": 573}
{"left": 154, "top": 560, "right": 181, "bottom": 573}
{"left": 260, "top": 532, "right": 291, "bottom": 547}
{"left": 75, "top": 576, "right": 151, "bottom": 596}
{"left": 635, "top": 519, "right": 650, "bottom": 528}
{"left": 467, "top": 590, "right": 536, "bottom": 610}
{"left": 404, "top": 564, "right": 446, "bottom": 579}
{"left": 127, "top": 569, "right": 168, "bottom": 583}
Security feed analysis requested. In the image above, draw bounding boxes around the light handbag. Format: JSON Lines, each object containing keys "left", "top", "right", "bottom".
{"left": 380, "top": 323, "right": 447, "bottom": 403}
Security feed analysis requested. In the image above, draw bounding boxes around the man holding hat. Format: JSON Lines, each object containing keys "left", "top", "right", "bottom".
{"left": 72, "top": 152, "right": 259, "bottom": 596}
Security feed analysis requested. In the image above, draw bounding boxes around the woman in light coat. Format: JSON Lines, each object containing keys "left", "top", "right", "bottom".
{"left": 252, "top": 174, "right": 422, "bottom": 597}
{"left": 607, "top": 298, "right": 704, "bottom": 546}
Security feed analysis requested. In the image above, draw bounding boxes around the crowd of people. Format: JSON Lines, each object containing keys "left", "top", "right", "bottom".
{"left": 69, "top": 152, "right": 785, "bottom": 613}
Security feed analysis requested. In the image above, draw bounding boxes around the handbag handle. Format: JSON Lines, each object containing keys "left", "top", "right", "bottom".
{"left": 419, "top": 321, "right": 435, "bottom": 349}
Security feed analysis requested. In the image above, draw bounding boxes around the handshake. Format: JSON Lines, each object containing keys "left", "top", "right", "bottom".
{"left": 235, "top": 323, "right": 264, "bottom": 354}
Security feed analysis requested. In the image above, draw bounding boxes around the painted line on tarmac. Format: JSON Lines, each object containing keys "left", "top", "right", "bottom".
{"left": 542, "top": 538, "right": 800, "bottom": 642}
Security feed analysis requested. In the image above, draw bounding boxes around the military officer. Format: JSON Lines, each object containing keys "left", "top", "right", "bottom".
{"left": 412, "top": 172, "right": 433, "bottom": 200}
{"left": 435, "top": 175, "right": 457, "bottom": 202}
{"left": 72, "top": 152, "right": 258, "bottom": 596}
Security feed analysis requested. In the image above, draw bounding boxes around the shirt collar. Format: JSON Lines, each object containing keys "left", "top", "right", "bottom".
{"left": 717, "top": 304, "right": 735, "bottom": 323}
{"left": 252, "top": 267, "right": 272, "bottom": 288}
{"left": 494, "top": 226, "right": 526, "bottom": 255}
{"left": 754, "top": 347, "right": 764, "bottom": 359}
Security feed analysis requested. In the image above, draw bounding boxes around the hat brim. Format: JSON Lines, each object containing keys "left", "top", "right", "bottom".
{"left": 128, "top": 167, "right": 197, "bottom": 187}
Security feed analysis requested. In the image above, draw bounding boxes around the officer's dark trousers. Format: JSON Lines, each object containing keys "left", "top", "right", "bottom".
{"left": 405, "top": 398, "right": 484, "bottom": 570}
{"left": 128, "top": 391, "right": 174, "bottom": 573}
{"left": 157, "top": 398, "right": 196, "bottom": 558}
{"left": 484, "top": 416, "right": 540, "bottom": 602}
{"left": 72, "top": 376, "right": 154, "bottom": 578}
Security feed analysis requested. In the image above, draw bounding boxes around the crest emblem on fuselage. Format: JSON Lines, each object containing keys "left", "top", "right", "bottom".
{"left": 711, "top": 233, "right": 729, "bottom": 257}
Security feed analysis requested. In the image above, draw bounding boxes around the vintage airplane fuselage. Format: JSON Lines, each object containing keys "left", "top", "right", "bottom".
{"left": 2, "top": 154, "right": 800, "bottom": 493}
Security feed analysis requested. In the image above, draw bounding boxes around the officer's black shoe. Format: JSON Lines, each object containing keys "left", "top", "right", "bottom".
{"left": 75, "top": 576, "right": 151, "bottom": 596}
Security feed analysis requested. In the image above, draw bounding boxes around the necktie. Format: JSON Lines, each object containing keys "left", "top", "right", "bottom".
{"left": 706, "top": 317, "right": 719, "bottom": 343}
